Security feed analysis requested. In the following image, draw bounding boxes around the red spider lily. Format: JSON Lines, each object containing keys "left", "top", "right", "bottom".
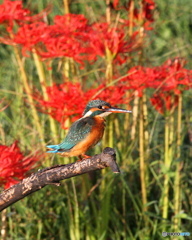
{"left": 132, "top": 0, "right": 155, "bottom": 30}
{"left": 122, "top": 58, "right": 192, "bottom": 97}
{"left": 95, "top": 84, "right": 128, "bottom": 106}
{"left": 132, "top": 65, "right": 172, "bottom": 92}
{"left": 1, "top": 5, "right": 137, "bottom": 66}
{"left": 150, "top": 92, "right": 179, "bottom": 115}
{"left": 13, "top": 22, "right": 49, "bottom": 56}
{"left": 0, "top": 0, "right": 30, "bottom": 31}
{"left": 0, "top": 21, "right": 47, "bottom": 53}
{"left": 37, "top": 14, "right": 94, "bottom": 64}
{"left": 0, "top": 0, "right": 47, "bottom": 32}
{"left": 53, "top": 14, "right": 88, "bottom": 32}
{"left": 121, "top": 58, "right": 192, "bottom": 115}
{"left": 34, "top": 82, "right": 128, "bottom": 128}
{"left": 87, "top": 22, "right": 137, "bottom": 65}
{"left": 35, "top": 82, "right": 87, "bottom": 126}
{"left": 121, "top": 66, "right": 148, "bottom": 97}
{"left": 38, "top": 19, "right": 137, "bottom": 65}
{"left": 145, "top": 59, "right": 192, "bottom": 92}
{"left": 149, "top": 59, "right": 192, "bottom": 115}
{"left": 10, "top": 14, "right": 95, "bottom": 65}
{"left": 38, "top": 34, "right": 91, "bottom": 65}
{"left": 130, "top": 0, "right": 155, "bottom": 24}
{"left": 0, "top": 141, "right": 40, "bottom": 189}
{"left": 142, "top": 0, "right": 155, "bottom": 23}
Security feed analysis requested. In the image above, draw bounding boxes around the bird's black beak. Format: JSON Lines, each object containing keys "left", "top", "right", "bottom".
{"left": 103, "top": 107, "right": 132, "bottom": 113}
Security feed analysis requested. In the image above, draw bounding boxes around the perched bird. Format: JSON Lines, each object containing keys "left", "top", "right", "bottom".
{"left": 46, "top": 100, "right": 132, "bottom": 159}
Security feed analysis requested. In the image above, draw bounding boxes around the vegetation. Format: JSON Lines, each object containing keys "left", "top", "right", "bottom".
{"left": 0, "top": 0, "right": 192, "bottom": 239}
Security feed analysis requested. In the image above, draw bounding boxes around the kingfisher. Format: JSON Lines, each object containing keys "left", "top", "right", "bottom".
{"left": 46, "top": 100, "right": 132, "bottom": 159}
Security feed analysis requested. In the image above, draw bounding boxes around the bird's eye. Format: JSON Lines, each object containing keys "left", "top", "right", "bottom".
{"left": 98, "top": 105, "right": 103, "bottom": 109}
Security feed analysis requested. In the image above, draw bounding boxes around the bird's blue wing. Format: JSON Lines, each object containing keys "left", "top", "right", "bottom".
{"left": 47, "top": 117, "right": 94, "bottom": 153}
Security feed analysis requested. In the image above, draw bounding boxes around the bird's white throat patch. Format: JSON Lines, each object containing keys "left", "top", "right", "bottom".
{"left": 99, "top": 112, "right": 112, "bottom": 117}
{"left": 82, "top": 110, "right": 93, "bottom": 117}
{"left": 83, "top": 110, "right": 112, "bottom": 118}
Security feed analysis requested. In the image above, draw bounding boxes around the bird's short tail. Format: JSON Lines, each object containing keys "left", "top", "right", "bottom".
{"left": 46, "top": 144, "right": 59, "bottom": 153}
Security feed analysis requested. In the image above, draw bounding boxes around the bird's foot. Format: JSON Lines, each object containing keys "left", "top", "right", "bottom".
{"left": 77, "top": 154, "right": 91, "bottom": 161}
{"left": 82, "top": 154, "right": 91, "bottom": 159}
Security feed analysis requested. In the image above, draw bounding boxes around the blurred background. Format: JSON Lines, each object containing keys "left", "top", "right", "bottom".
{"left": 0, "top": 0, "right": 192, "bottom": 239}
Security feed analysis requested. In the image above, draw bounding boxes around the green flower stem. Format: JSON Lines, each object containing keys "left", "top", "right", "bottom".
{"left": 32, "top": 49, "right": 58, "bottom": 143}
{"left": 63, "top": 0, "right": 70, "bottom": 14}
{"left": 162, "top": 117, "right": 169, "bottom": 220}
{"left": 105, "top": 47, "right": 114, "bottom": 84}
{"left": 63, "top": 57, "right": 70, "bottom": 79}
{"left": 139, "top": 97, "right": 147, "bottom": 213}
{"left": 173, "top": 94, "right": 182, "bottom": 231}
{"left": 131, "top": 91, "right": 139, "bottom": 140}
{"left": 162, "top": 114, "right": 174, "bottom": 219}
{"left": 13, "top": 46, "right": 45, "bottom": 147}
{"left": 71, "top": 179, "right": 80, "bottom": 240}
{"left": 1, "top": 209, "right": 7, "bottom": 240}
{"left": 97, "top": 45, "right": 115, "bottom": 238}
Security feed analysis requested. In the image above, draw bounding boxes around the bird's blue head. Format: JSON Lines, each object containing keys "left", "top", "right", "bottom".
{"left": 83, "top": 99, "right": 132, "bottom": 118}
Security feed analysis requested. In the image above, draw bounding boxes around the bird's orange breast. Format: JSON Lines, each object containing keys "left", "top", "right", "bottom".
{"left": 63, "top": 116, "right": 105, "bottom": 157}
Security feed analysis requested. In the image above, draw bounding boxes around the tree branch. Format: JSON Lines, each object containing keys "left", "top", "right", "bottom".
{"left": 0, "top": 147, "right": 119, "bottom": 211}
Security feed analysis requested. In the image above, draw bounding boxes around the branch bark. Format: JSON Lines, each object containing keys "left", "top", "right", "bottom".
{"left": 0, "top": 147, "right": 119, "bottom": 211}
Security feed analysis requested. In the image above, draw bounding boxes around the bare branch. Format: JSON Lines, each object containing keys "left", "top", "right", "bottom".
{"left": 0, "top": 147, "right": 119, "bottom": 211}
